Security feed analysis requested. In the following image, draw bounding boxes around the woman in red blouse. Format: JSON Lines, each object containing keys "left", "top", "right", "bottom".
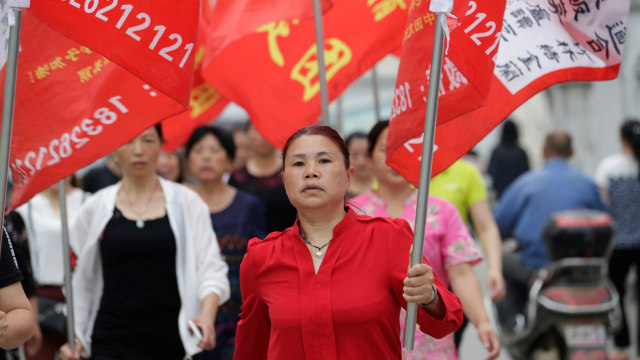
{"left": 234, "top": 125, "right": 463, "bottom": 360}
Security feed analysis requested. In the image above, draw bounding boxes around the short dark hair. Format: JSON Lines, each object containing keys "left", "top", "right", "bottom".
{"left": 185, "top": 125, "right": 236, "bottom": 160}
{"left": 544, "top": 129, "right": 572, "bottom": 158}
{"left": 153, "top": 123, "right": 165, "bottom": 142}
{"left": 367, "top": 120, "right": 390, "bottom": 156}
{"left": 282, "top": 125, "right": 350, "bottom": 169}
{"left": 500, "top": 119, "right": 518, "bottom": 146}
{"left": 621, "top": 118, "right": 640, "bottom": 178}
{"left": 345, "top": 132, "right": 368, "bottom": 147}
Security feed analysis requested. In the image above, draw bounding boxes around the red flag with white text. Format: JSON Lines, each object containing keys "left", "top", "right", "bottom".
{"left": 4, "top": 1, "right": 199, "bottom": 210}
{"left": 161, "top": 8, "right": 230, "bottom": 151}
{"left": 387, "top": 0, "right": 629, "bottom": 186}
{"left": 202, "top": 0, "right": 408, "bottom": 149}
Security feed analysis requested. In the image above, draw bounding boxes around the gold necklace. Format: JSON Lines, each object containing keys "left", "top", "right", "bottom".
{"left": 121, "top": 179, "right": 160, "bottom": 229}
{"left": 299, "top": 228, "right": 330, "bottom": 258}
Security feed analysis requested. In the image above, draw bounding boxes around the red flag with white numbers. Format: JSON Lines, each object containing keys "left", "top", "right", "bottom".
{"left": 3, "top": 1, "right": 199, "bottom": 210}
{"left": 202, "top": 0, "right": 408, "bottom": 149}
{"left": 161, "top": 8, "right": 230, "bottom": 151}
{"left": 387, "top": 0, "right": 630, "bottom": 186}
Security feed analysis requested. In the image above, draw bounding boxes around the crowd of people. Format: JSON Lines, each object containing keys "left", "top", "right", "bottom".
{"left": 0, "top": 117, "right": 638, "bottom": 360}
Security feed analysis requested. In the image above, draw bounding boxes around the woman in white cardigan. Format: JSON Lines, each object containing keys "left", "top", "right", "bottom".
{"left": 60, "top": 125, "right": 230, "bottom": 360}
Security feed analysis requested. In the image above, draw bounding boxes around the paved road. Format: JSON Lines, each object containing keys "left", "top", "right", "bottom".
{"left": 457, "top": 260, "right": 638, "bottom": 360}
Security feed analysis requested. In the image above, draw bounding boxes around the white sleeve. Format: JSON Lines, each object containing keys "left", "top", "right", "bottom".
{"left": 68, "top": 197, "right": 96, "bottom": 255}
{"left": 594, "top": 158, "right": 610, "bottom": 191}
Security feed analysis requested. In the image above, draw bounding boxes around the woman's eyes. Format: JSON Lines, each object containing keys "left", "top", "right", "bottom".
{"left": 291, "top": 158, "right": 331, "bottom": 166}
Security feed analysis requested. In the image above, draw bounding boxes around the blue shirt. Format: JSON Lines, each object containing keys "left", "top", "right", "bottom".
{"left": 494, "top": 158, "right": 606, "bottom": 269}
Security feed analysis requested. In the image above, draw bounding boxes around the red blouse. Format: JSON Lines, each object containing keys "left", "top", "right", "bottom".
{"left": 234, "top": 208, "right": 463, "bottom": 360}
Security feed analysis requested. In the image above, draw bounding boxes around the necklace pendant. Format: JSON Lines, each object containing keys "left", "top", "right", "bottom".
{"left": 315, "top": 251, "right": 323, "bottom": 257}
{"left": 136, "top": 218, "right": 145, "bottom": 229}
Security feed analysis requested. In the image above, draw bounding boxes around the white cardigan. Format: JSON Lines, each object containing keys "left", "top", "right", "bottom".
{"left": 70, "top": 178, "right": 230, "bottom": 357}
{"left": 16, "top": 188, "right": 86, "bottom": 286}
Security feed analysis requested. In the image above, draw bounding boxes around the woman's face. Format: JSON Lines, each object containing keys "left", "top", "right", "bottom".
{"left": 233, "top": 130, "right": 252, "bottom": 169}
{"left": 247, "top": 125, "right": 275, "bottom": 157}
{"left": 113, "top": 127, "right": 162, "bottom": 178}
{"left": 157, "top": 151, "right": 182, "bottom": 182}
{"left": 370, "top": 128, "right": 409, "bottom": 187}
{"left": 348, "top": 137, "right": 373, "bottom": 179}
{"left": 282, "top": 135, "right": 352, "bottom": 211}
{"left": 187, "top": 133, "right": 231, "bottom": 183}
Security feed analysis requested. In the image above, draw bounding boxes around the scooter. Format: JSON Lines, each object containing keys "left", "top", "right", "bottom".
{"left": 500, "top": 209, "right": 621, "bottom": 360}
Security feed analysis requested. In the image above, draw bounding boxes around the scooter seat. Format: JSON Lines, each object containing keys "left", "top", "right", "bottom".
{"left": 538, "top": 285, "right": 616, "bottom": 314}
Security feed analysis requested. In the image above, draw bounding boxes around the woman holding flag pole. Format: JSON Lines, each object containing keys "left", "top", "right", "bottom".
{"left": 59, "top": 124, "right": 230, "bottom": 360}
{"left": 233, "top": 125, "right": 463, "bottom": 360}
{"left": 351, "top": 121, "right": 500, "bottom": 360}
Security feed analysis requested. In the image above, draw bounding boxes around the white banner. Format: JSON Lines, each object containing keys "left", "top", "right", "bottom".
{"left": 495, "top": 0, "right": 630, "bottom": 94}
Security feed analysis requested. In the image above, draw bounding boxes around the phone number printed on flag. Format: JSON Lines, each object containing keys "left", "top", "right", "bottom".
{"left": 60, "top": 0, "right": 194, "bottom": 68}
{"left": 390, "top": 57, "right": 468, "bottom": 121}
{"left": 463, "top": 1, "right": 502, "bottom": 60}
{"left": 10, "top": 96, "right": 129, "bottom": 186}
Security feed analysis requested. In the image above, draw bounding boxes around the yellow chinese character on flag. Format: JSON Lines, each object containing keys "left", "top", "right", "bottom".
{"left": 414, "top": 18, "right": 423, "bottom": 31}
{"left": 291, "top": 38, "right": 352, "bottom": 102}
{"left": 49, "top": 57, "right": 66, "bottom": 70}
{"left": 35, "top": 64, "right": 51, "bottom": 80}
{"left": 190, "top": 83, "right": 221, "bottom": 118}
{"left": 257, "top": 20, "right": 298, "bottom": 67}
{"left": 92, "top": 57, "right": 109, "bottom": 75}
{"left": 423, "top": 13, "right": 435, "bottom": 26}
{"left": 404, "top": 22, "right": 415, "bottom": 41}
{"left": 408, "top": 0, "right": 422, "bottom": 12}
{"left": 367, "top": 0, "right": 406, "bottom": 22}
{"left": 77, "top": 66, "right": 94, "bottom": 83}
{"left": 79, "top": 46, "right": 93, "bottom": 54}
{"left": 65, "top": 48, "right": 81, "bottom": 62}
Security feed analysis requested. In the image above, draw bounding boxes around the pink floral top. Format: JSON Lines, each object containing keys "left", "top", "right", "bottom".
{"left": 350, "top": 190, "right": 482, "bottom": 360}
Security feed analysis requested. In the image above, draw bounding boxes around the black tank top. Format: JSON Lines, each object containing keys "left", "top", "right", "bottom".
{"left": 91, "top": 208, "right": 184, "bottom": 360}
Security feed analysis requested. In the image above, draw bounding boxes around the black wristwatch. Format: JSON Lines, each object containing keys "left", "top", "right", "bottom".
{"left": 419, "top": 283, "right": 438, "bottom": 309}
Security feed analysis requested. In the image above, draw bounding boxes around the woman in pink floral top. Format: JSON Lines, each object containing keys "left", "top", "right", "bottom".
{"left": 351, "top": 121, "right": 500, "bottom": 360}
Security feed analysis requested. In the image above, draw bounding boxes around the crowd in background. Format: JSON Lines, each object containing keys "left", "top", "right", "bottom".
{"left": 0, "top": 117, "right": 638, "bottom": 360}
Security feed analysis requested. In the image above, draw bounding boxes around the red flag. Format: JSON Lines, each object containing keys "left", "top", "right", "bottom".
{"left": 28, "top": 0, "right": 199, "bottom": 105}
{"left": 387, "top": 0, "right": 629, "bottom": 186}
{"left": 206, "top": 0, "right": 333, "bottom": 60}
{"left": 5, "top": 1, "right": 199, "bottom": 210}
{"left": 161, "top": 9, "right": 230, "bottom": 151}
{"left": 202, "top": 0, "right": 408, "bottom": 149}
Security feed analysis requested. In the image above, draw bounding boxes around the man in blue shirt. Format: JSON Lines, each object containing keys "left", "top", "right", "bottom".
{"left": 493, "top": 129, "right": 606, "bottom": 333}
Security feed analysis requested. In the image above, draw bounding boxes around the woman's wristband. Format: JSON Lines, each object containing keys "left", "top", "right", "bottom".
{"left": 418, "top": 283, "right": 438, "bottom": 309}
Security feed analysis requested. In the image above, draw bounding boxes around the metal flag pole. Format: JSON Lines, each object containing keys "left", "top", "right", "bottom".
{"left": 371, "top": 66, "right": 381, "bottom": 121}
{"left": 403, "top": 11, "right": 447, "bottom": 351}
{"left": 58, "top": 180, "right": 76, "bottom": 350}
{"left": 312, "top": 0, "right": 330, "bottom": 126}
{"left": 0, "top": 2, "right": 27, "bottom": 249}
